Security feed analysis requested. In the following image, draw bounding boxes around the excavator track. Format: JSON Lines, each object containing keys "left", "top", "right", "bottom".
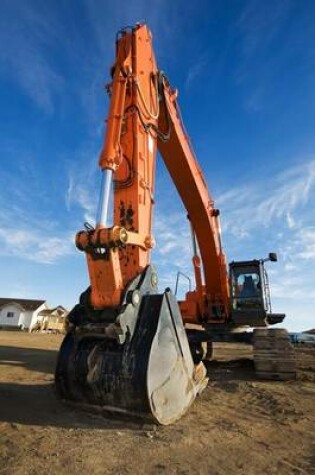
{"left": 253, "top": 328, "right": 296, "bottom": 380}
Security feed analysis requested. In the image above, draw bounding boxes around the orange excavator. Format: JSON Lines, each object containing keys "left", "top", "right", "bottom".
{"left": 55, "top": 24, "right": 295, "bottom": 424}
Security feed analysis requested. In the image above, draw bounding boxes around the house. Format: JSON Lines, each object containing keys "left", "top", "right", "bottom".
{"left": 34, "top": 305, "right": 68, "bottom": 333}
{"left": 0, "top": 298, "right": 47, "bottom": 331}
{"left": 0, "top": 299, "right": 68, "bottom": 332}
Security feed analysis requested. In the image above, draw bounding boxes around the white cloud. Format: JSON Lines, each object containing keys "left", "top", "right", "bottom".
{"left": 286, "top": 211, "right": 296, "bottom": 229}
{"left": 213, "top": 158, "right": 315, "bottom": 329}
{"left": 297, "top": 229, "right": 315, "bottom": 260}
{"left": 152, "top": 211, "right": 193, "bottom": 294}
{"left": 0, "top": 227, "right": 73, "bottom": 264}
{"left": 152, "top": 158, "right": 315, "bottom": 328}
{"left": 283, "top": 227, "right": 315, "bottom": 262}
{"left": 217, "top": 159, "right": 315, "bottom": 236}
{"left": 271, "top": 270, "right": 315, "bottom": 300}
{"left": 154, "top": 213, "right": 191, "bottom": 258}
{"left": 66, "top": 176, "right": 96, "bottom": 225}
{"left": 0, "top": 153, "right": 77, "bottom": 265}
{"left": 65, "top": 159, "right": 100, "bottom": 225}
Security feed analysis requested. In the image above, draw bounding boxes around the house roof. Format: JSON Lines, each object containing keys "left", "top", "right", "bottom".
{"left": 51, "top": 305, "right": 67, "bottom": 312}
{"left": 38, "top": 305, "right": 68, "bottom": 317}
{"left": 39, "top": 310, "right": 63, "bottom": 316}
{"left": 38, "top": 309, "right": 54, "bottom": 316}
{"left": 0, "top": 298, "right": 46, "bottom": 311}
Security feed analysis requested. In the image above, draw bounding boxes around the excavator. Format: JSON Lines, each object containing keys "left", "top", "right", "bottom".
{"left": 55, "top": 23, "right": 296, "bottom": 425}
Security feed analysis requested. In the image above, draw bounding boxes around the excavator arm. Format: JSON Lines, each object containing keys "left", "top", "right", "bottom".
{"left": 55, "top": 24, "right": 234, "bottom": 424}
{"left": 76, "top": 24, "right": 230, "bottom": 324}
{"left": 76, "top": 25, "right": 159, "bottom": 308}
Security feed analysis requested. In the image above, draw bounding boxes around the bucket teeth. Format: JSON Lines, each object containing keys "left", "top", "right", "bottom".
{"left": 194, "top": 362, "right": 209, "bottom": 389}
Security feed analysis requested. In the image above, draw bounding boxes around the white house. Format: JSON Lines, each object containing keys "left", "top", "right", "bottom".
{"left": 0, "top": 298, "right": 48, "bottom": 331}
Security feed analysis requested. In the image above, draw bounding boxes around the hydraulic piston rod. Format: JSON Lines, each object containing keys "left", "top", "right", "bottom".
{"left": 96, "top": 169, "right": 113, "bottom": 227}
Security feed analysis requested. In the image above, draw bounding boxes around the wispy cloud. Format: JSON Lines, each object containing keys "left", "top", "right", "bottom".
{"left": 154, "top": 213, "right": 191, "bottom": 259}
{"left": 214, "top": 158, "right": 315, "bottom": 313}
{"left": 243, "top": 86, "right": 266, "bottom": 112}
{"left": 152, "top": 211, "right": 193, "bottom": 293}
{"left": 0, "top": 192, "right": 75, "bottom": 265}
{"left": 0, "top": 227, "right": 73, "bottom": 264}
{"left": 271, "top": 273, "right": 315, "bottom": 301}
{"left": 279, "top": 227, "right": 315, "bottom": 264}
{"left": 238, "top": 0, "right": 293, "bottom": 59}
{"left": 185, "top": 53, "right": 208, "bottom": 90}
{"left": 66, "top": 173, "right": 97, "bottom": 225}
{"left": 217, "top": 159, "right": 315, "bottom": 237}
{"left": 153, "top": 158, "right": 315, "bottom": 309}
{"left": 65, "top": 153, "right": 100, "bottom": 225}
{"left": 0, "top": 149, "right": 76, "bottom": 264}
{"left": 297, "top": 229, "right": 315, "bottom": 260}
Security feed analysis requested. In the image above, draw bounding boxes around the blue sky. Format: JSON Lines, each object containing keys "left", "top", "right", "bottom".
{"left": 0, "top": 0, "right": 314, "bottom": 331}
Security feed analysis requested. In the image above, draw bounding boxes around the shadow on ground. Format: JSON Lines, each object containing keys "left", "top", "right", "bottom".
{"left": 0, "top": 381, "right": 146, "bottom": 430}
{"left": 0, "top": 345, "right": 57, "bottom": 374}
{"left": 0, "top": 344, "right": 140, "bottom": 430}
{"left": 206, "top": 357, "right": 256, "bottom": 381}
{"left": 0, "top": 342, "right": 256, "bottom": 429}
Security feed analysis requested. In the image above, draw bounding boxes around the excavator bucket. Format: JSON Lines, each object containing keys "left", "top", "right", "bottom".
{"left": 55, "top": 268, "right": 207, "bottom": 424}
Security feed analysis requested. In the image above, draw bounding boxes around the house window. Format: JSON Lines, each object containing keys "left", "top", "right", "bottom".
{"left": 7, "top": 312, "right": 14, "bottom": 318}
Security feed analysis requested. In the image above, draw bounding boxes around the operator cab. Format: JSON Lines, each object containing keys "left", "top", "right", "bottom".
{"left": 229, "top": 253, "right": 285, "bottom": 327}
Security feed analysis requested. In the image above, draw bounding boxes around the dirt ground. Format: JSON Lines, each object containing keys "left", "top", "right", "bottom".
{"left": 0, "top": 331, "right": 314, "bottom": 475}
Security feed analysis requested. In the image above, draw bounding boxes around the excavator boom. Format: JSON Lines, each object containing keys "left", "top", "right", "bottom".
{"left": 158, "top": 76, "right": 229, "bottom": 323}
